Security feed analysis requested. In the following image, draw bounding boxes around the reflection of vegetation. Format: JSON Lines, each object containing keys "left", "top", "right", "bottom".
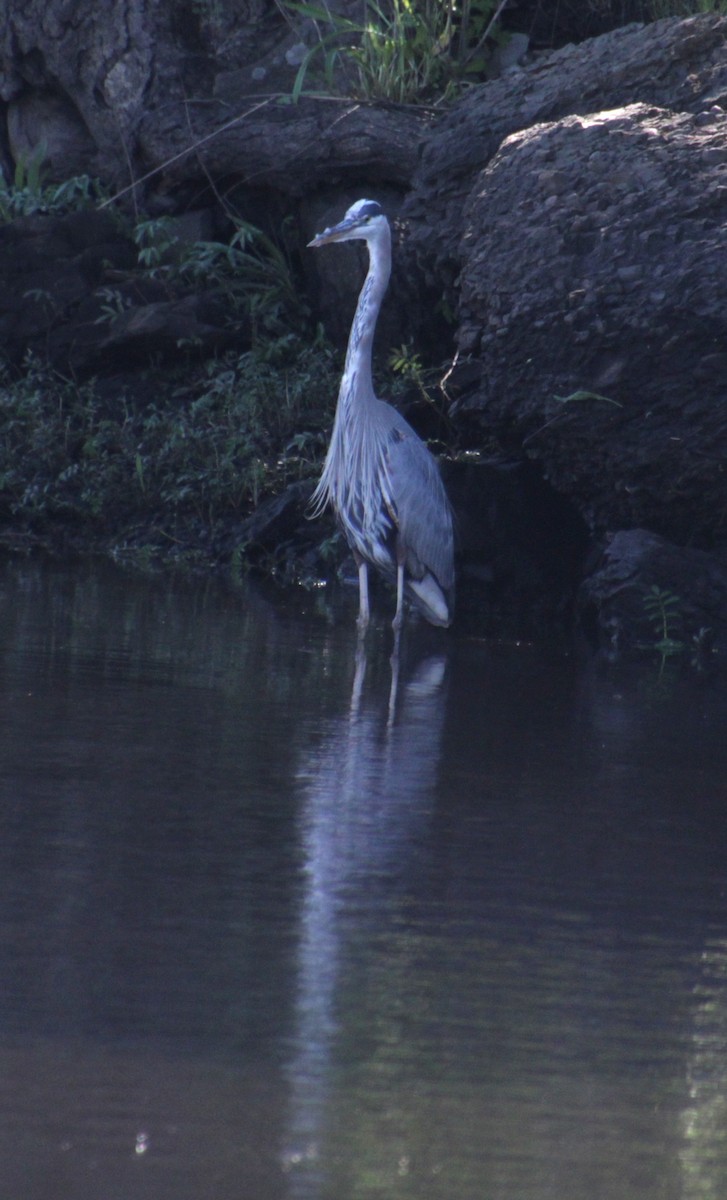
{"left": 291, "top": 912, "right": 688, "bottom": 1198}
{"left": 0, "top": 555, "right": 345, "bottom": 700}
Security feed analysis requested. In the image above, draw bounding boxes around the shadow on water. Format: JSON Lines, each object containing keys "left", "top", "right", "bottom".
{"left": 1, "top": 557, "right": 727, "bottom": 1198}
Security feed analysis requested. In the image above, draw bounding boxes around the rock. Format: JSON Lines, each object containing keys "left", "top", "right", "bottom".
{"left": 491, "top": 33, "right": 530, "bottom": 76}
{"left": 226, "top": 481, "right": 316, "bottom": 559}
{"left": 579, "top": 529, "right": 727, "bottom": 657}
{"left": 0, "top": 0, "right": 431, "bottom": 194}
{"left": 403, "top": 13, "right": 727, "bottom": 292}
{"left": 0, "top": 209, "right": 235, "bottom": 375}
{"left": 0, "top": 210, "right": 136, "bottom": 366}
{"left": 7, "top": 91, "right": 96, "bottom": 179}
{"left": 70, "top": 293, "right": 237, "bottom": 375}
{"left": 455, "top": 101, "right": 727, "bottom": 545}
{"left": 0, "top": 0, "right": 158, "bottom": 187}
{"left": 137, "top": 95, "right": 429, "bottom": 200}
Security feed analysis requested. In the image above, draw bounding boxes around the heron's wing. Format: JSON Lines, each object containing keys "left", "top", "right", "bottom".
{"left": 382, "top": 415, "right": 454, "bottom": 591}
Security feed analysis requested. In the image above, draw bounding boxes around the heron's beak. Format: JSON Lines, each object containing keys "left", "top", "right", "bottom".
{"left": 308, "top": 217, "right": 359, "bottom": 248}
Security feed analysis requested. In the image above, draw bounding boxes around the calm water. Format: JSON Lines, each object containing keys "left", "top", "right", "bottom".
{"left": 1, "top": 557, "right": 727, "bottom": 1200}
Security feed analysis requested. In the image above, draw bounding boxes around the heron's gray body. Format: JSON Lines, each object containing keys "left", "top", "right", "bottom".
{"left": 309, "top": 200, "right": 454, "bottom": 629}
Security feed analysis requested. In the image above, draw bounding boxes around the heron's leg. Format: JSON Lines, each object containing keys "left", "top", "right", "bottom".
{"left": 392, "top": 560, "right": 405, "bottom": 632}
{"left": 355, "top": 555, "right": 370, "bottom": 630}
{"left": 351, "top": 641, "right": 367, "bottom": 718}
{"left": 387, "top": 635, "right": 400, "bottom": 729}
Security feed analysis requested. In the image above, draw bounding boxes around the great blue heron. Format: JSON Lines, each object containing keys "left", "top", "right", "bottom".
{"left": 308, "top": 199, "right": 454, "bottom": 631}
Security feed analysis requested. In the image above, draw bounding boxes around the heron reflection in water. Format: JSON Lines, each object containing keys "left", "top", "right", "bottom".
{"left": 283, "top": 646, "right": 448, "bottom": 1191}
{"left": 308, "top": 199, "right": 455, "bottom": 637}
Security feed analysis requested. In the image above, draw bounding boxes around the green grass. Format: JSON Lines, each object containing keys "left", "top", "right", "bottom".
{"left": 0, "top": 149, "right": 105, "bottom": 223}
{"left": 284, "top": 0, "right": 506, "bottom": 105}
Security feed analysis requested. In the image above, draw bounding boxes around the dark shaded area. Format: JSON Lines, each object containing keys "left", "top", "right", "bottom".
{"left": 446, "top": 459, "right": 590, "bottom": 636}
{"left": 511, "top": 0, "right": 682, "bottom": 47}
{"left": 579, "top": 529, "right": 727, "bottom": 657}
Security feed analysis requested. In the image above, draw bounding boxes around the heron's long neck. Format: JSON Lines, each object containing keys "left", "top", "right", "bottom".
{"left": 340, "top": 229, "right": 391, "bottom": 409}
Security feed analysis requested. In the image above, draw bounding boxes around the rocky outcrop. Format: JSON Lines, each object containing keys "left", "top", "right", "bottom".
{"left": 400, "top": 14, "right": 727, "bottom": 657}
{"left": 0, "top": 210, "right": 135, "bottom": 368}
{"left": 1, "top": 0, "right": 162, "bottom": 182}
{"left": 580, "top": 530, "right": 727, "bottom": 659}
{"left": 403, "top": 14, "right": 727, "bottom": 292}
{"left": 457, "top": 101, "right": 727, "bottom": 545}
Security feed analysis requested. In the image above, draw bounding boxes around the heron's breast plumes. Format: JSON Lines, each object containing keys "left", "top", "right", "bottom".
{"left": 310, "top": 385, "right": 396, "bottom": 572}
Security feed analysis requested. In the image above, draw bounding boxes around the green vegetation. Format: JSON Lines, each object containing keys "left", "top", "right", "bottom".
{"left": 639, "top": 584, "right": 717, "bottom": 685}
{"left": 285, "top": 0, "right": 507, "bottom": 104}
{"left": 281, "top": 0, "right": 727, "bottom": 106}
{"left": 553, "top": 390, "right": 623, "bottom": 408}
{"left": 0, "top": 340, "right": 337, "bottom": 568}
{"left": 0, "top": 147, "right": 103, "bottom": 223}
{"left": 0, "top": 161, "right": 347, "bottom": 571}
{"left": 0, "top": 163, "right": 455, "bottom": 583}
{"left": 642, "top": 584, "right": 685, "bottom": 656}
{"left": 133, "top": 215, "right": 309, "bottom": 341}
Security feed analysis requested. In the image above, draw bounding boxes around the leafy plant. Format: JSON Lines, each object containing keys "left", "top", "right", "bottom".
{"left": 642, "top": 584, "right": 685, "bottom": 655}
{"left": 123, "top": 339, "right": 335, "bottom": 526}
{"left": 553, "top": 390, "right": 623, "bottom": 408}
{"left": 389, "top": 341, "right": 429, "bottom": 391}
{"left": 94, "top": 287, "right": 133, "bottom": 326}
{"left": 385, "top": 344, "right": 460, "bottom": 446}
{"left": 190, "top": 219, "right": 308, "bottom": 336}
{"left": 133, "top": 217, "right": 180, "bottom": 272}
{"left": 0, "top": 148, "right": 103, "bottom": 223}
{"left": 283, "top": 0, "right": 508, "bottom": 104}
{"left": 132, "top": 214, "right": 309, "bottom": 340}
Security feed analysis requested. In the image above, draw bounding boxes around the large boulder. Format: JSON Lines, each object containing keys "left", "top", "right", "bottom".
{"left": 1, "top": 0, "right": 161, "bottom": 183}
{"left": 579, "top": 529, "right": 727, "bottom": 658}
{"left": 403, "top": 14, "right": 727, "bottom": 295}
{"left": 456, "top": 100, "right": 727, "bottom": 545}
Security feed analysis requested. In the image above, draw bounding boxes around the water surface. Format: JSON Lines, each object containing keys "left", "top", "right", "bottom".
{"left": 1, "top": 558, "right": 727, "bottom": 1199}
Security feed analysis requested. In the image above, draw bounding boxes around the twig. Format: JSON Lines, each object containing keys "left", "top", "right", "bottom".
{"left": 463, "top": 0, "right": 509, "bottom": 66}
{"left": 99, "top": 97, "right": 275, "bottom": 210}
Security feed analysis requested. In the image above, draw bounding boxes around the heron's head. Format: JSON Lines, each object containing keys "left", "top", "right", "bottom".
{"left": 308, "top": 199, "right": 388, "bottom": 248}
